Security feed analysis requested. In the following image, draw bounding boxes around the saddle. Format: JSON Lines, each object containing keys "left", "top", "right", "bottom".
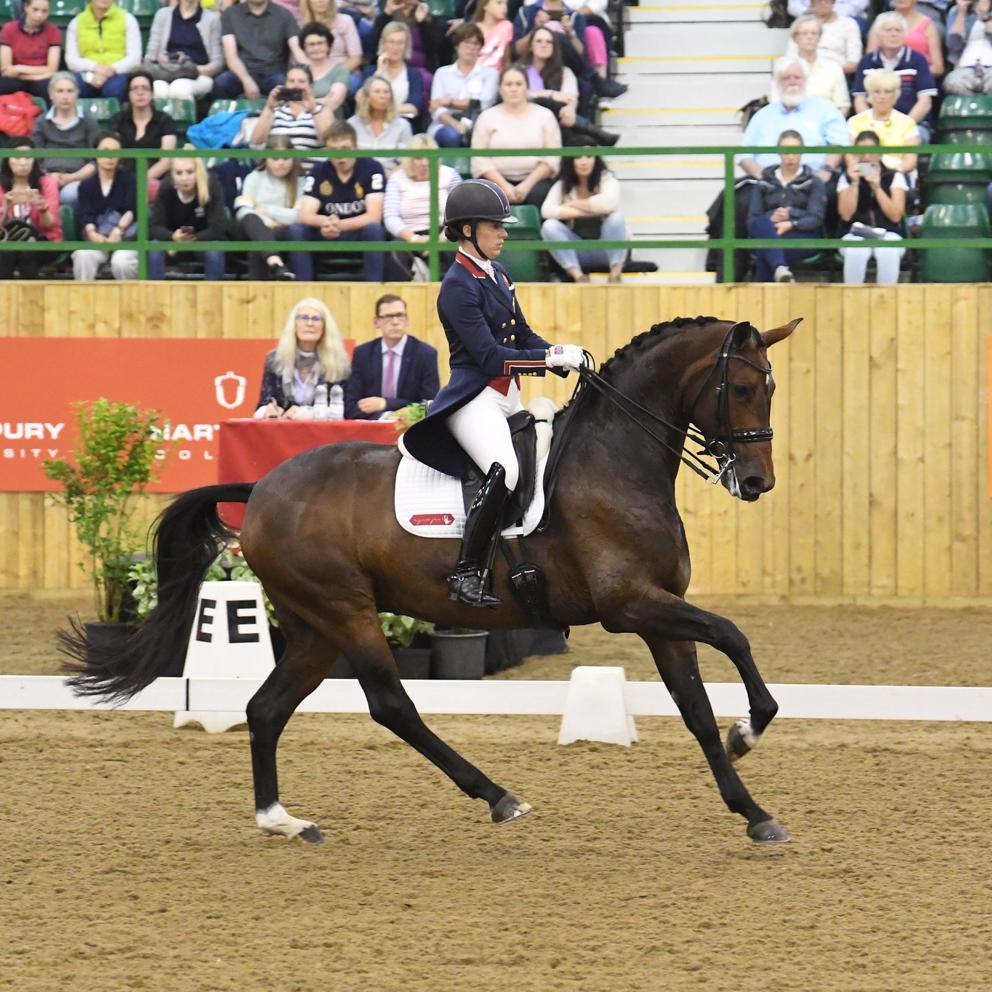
{"left": 394, "top": 397, "right": 556, "bottom": 540}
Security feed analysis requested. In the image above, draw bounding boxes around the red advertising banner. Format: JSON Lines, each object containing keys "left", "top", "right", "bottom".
{"left": 0, "top": 338, "right": 287, "bottom": 492}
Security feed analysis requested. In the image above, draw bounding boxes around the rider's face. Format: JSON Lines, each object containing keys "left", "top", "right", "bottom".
{"left": 467, "top": 219, "right": 507, "bottom": 258}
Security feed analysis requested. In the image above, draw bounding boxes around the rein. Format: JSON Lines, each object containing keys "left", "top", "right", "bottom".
{"left": 575, "top": 322, "right": 774, "bottom": 485}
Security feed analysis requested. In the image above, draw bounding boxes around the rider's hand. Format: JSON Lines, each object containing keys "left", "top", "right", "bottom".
{"left": 546, "top": 344, "right": 587, "bottom": 371}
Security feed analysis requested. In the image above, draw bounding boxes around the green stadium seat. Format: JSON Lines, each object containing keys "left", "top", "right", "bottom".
{"left": 427, "top": 0, "right": 455, "bottom": 18}
{"left": 940, "top": 128, "right": 992, "bottom": 147}
{"left": 154, "top": 97, "right": 196, "bottom": 141}
{"left": 32, "top": 95, "right": 47, "bottom": 114}
{"left": 501, "top": 204, "right": 543, "bottom": 282}
{"left": 208, "top": 98, "right": 267, "bottom": 117}
{"left": 925, "top": 150, "right": 992, "bottom": 184}
{"left": 920, "top": 203, "right": 991, "bottom": 283}
{"left": 937, "top": 95, "right": 992, "bottom": 132}
{"left": 47, "top": 0, "right": 85, "bottom": 28}
{"left": 0, "top": 0, "right": 18, "bottom": 22}
{"left": 924, "top": 150, "right": 992, "bottom": 207}
{"left": 117, "top": 0, "right": 159, "bottom": 27}
{"left": 79, "top": 97, "right": 120, "bottom": 125}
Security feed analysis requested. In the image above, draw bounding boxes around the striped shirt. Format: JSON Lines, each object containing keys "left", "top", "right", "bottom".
{"left": 268, "top": 103, "right": 326, "bottom": 173}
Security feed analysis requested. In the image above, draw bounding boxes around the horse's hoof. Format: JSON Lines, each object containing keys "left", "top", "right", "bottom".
{"left": 747, "top": 818, "right": 791, "bottom": 844}
{"left": 297, "top": 824, "right": 325, "bottom": 844}
{"left": 491, "top": 792, "right": 533, "bottom": 825}
{"left": 726, "top": 719, "right": 758, "bottom": 763}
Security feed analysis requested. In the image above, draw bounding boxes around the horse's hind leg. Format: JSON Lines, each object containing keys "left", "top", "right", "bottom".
{"left": 247, "top": 613, "right": 331, "bottom": 843}
{"left": 344, "top": 612, "right": 530, "bottom": 824}
{"left": 645, "top": 635, "right": 789, "bottom": 844}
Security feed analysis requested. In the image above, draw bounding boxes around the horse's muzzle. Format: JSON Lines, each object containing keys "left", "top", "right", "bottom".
{"left": 739, "top": 475, "right": 773, "bottom": 502}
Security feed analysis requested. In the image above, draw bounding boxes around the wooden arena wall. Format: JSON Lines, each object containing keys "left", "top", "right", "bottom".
{"left": 1, "top": 281, "right": 989, "bottom": 605}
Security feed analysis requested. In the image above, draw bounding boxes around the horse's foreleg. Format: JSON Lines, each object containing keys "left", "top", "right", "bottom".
{"left": 630, "top": 593, "right": 779, "bottom": 760}
{"left": 345, "top": 617, "right": 530, "bottom": 824}
{"left": 644, "top": 635, "right": 789, "bottom": 844}
{"left": 246, "top": 616, "right": 330, "bottom": 843}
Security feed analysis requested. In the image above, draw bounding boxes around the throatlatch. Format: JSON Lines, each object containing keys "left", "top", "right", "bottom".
{"left": 448, "top": 462, "right": 510, "bottom": 607}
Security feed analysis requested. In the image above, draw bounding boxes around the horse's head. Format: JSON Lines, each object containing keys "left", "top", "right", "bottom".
{"left": 688, "top": 317, "right": 801, "bottom": 502}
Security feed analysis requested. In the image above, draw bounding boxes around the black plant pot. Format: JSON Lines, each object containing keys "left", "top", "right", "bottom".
{"left": 393, "top": 646, "right": 432, "bottom": 679}
{"left": 431, "top": 630, "right": 488, "bottom": 679}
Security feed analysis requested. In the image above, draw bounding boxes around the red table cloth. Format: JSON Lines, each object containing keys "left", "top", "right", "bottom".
{"left": 218, "top": 419, "right": 399, "bottom": 527}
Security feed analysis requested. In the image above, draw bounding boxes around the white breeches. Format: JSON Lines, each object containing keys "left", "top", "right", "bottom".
{"left": 446, "top": 383, "right": 524, "bottom": 491}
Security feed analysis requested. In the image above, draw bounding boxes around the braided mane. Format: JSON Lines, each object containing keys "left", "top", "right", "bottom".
{"left": 598, "top": 315, "right": 722, "bottom": 377}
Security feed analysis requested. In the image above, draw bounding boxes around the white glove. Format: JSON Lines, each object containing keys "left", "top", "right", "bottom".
{"left": 546, "top": 344, "right": 586, "bottom": 371}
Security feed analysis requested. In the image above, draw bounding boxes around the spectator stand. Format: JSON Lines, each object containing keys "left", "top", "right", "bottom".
{"left": 607, "top": 1, "right": 789, "bottom": 282}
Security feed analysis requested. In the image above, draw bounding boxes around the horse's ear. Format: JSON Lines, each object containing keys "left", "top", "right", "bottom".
{"left": 731, "top": 321, "right": 756, "bottom": 348}
{"left": 761, "top": 317, "right": 802, "bottom": 348}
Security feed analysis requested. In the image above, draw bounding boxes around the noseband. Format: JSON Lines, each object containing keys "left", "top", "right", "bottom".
{"left": 575, "top": 321, "right": 773, "bottom": 485}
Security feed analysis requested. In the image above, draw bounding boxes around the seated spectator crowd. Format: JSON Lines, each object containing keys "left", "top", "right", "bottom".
{"left": 0, "top": 0, "right": 631, "bottom": 283}
{"left": 740, "top": 0, "right": 990, "bottom": 284}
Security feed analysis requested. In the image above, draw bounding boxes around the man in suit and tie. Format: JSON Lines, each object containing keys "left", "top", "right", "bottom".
{"left": 344, "top": 293, "right": 441, "bottom": 419}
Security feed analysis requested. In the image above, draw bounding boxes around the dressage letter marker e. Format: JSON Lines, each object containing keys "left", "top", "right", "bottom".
{"left": 177, "top": 581, "right": 275, "bottom": 733}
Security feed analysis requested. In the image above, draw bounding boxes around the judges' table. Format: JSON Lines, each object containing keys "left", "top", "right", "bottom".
{"left": 218, "top": 419, "right": 399, "bottom": 527}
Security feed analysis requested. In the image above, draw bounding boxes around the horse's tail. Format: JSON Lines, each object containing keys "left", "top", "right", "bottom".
{"left": 63, "top": 483, "right": 255, "bottom": 702}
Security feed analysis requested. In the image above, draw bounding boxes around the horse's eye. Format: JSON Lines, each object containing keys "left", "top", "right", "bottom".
{"left": 732, "top": 384, "right": 750, "bottom": 402}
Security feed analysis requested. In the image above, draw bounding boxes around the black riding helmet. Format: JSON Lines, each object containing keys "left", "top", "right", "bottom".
{"left": 443, "top": 178, "right": 517, "bottom": 260}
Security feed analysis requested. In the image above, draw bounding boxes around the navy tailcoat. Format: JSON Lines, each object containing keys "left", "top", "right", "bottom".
{"left": 402, "top": 251, "right": 551, "bottom": 479}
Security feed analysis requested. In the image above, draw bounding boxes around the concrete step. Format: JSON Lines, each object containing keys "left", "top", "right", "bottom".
{"left": 628, "top": 1, "right": 771, "bottom": 24}
{"left": 618, "top": 52, "right": 783, "bottom": 75}
{"left": 630, "top": 246, "right": 713, "bottom": 279}
{"left": 612, "top": 72, "right": 770, "bottom": 107}
{"left": 602, "top": 102, "right": 742, "bottom": 126}
{"left": 611, "top": 124, "right": 745, "bottom": 148}
{"left": 621, "top": 179, "right": 718, "bottom": 219}
{"left": 623, "top": 22, "right": 788, "bottom": 59}
{"left": 609, "top": 155, "right": 724, "bottom": 181}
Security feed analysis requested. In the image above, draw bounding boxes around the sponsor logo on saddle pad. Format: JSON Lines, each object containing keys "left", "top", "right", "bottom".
{"left": 410, "top": 513, "right": 456, "bottom": 526}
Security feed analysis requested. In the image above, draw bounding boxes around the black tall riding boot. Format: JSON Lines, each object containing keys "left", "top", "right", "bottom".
{"left": 448, "top": 462, "right": 511, "bottom": 608}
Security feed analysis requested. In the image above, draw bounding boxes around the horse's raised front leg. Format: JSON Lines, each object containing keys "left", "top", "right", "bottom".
{"left": 644, "top": 635, "right": 789, "bottom": 844}
{"left": 343, "top": 611, "right": 531, "bottom": 825}
{"left": 627, "top": 591, "right": 780, "bottom": 760}
{"left": 246, "top": 613, "right": 331, "bottom": 843}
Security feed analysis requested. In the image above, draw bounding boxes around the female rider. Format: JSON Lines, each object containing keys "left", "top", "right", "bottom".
{"left": 401, "top": 178, "right": 586, "bottom": 607}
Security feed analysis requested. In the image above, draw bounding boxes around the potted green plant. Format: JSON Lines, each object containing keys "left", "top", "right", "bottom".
{"left": 44, "top": 398, "right": 163, "bottom": 638}
{"left": 430, "top": 627, "right": 489, "bottom": 679}
{"left": 379, "top": 612, "right": 434, "bottom": 679}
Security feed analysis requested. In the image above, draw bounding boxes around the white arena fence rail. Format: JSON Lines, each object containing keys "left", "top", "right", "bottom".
{"left": 2, "top": 675, "right": 991, "bottom": 723}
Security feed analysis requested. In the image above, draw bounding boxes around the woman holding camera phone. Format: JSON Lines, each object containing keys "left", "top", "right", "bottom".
{"left": 0, "top": 137, "right": 62, "bottom": 280}
{"left": 837, "top": 130, "right": 907, "bottom": 285}
{"left": 251, "top": 65, "right": 335, "bottom": 174}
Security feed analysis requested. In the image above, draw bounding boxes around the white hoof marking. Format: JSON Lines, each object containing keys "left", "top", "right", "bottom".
{"left": 734, "top": 719, "right": 759, "bottom": 751}
{"left": 256, "top": 802, "right": 317, "bottom": 840}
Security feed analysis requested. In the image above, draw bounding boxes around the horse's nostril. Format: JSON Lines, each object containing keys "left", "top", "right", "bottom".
{"left": 742, "top": 476, "right": 766, "bottom": 498}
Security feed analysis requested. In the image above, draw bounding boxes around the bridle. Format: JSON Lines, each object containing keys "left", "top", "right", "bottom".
{"left": 574, "top": 321, "right": 774, "bottom": 486}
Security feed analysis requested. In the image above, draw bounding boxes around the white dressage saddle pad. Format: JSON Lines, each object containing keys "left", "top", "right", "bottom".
{"left": 394, "top": 398, "right": 556, "bottom": 540}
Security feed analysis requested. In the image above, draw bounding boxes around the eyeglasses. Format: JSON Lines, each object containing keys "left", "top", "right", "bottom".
{"left": 296, "top": 313, "right": 324, "bottom": 323}
{"left": 377, "top": 312, "right": 407, "bottom": 321}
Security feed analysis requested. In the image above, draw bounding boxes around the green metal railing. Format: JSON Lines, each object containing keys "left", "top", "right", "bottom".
{"left": 1, "top": 142, "right": 988, "bottom": 282}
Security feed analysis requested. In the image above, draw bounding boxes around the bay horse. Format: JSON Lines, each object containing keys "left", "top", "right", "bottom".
{"left": 66, "top": 315, "right": 800, "bottom": 845}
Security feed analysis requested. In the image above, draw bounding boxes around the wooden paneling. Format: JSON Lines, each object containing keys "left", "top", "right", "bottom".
{"left": 1, "top": 282, "right": 988, "bottom": 603}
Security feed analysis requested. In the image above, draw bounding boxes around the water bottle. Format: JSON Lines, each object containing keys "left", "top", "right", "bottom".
{"left": 328, "top": 384, "right": 344, "bottom": 421}
{"left": 313, "top": 383, "right": 329, "bottom": 421}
